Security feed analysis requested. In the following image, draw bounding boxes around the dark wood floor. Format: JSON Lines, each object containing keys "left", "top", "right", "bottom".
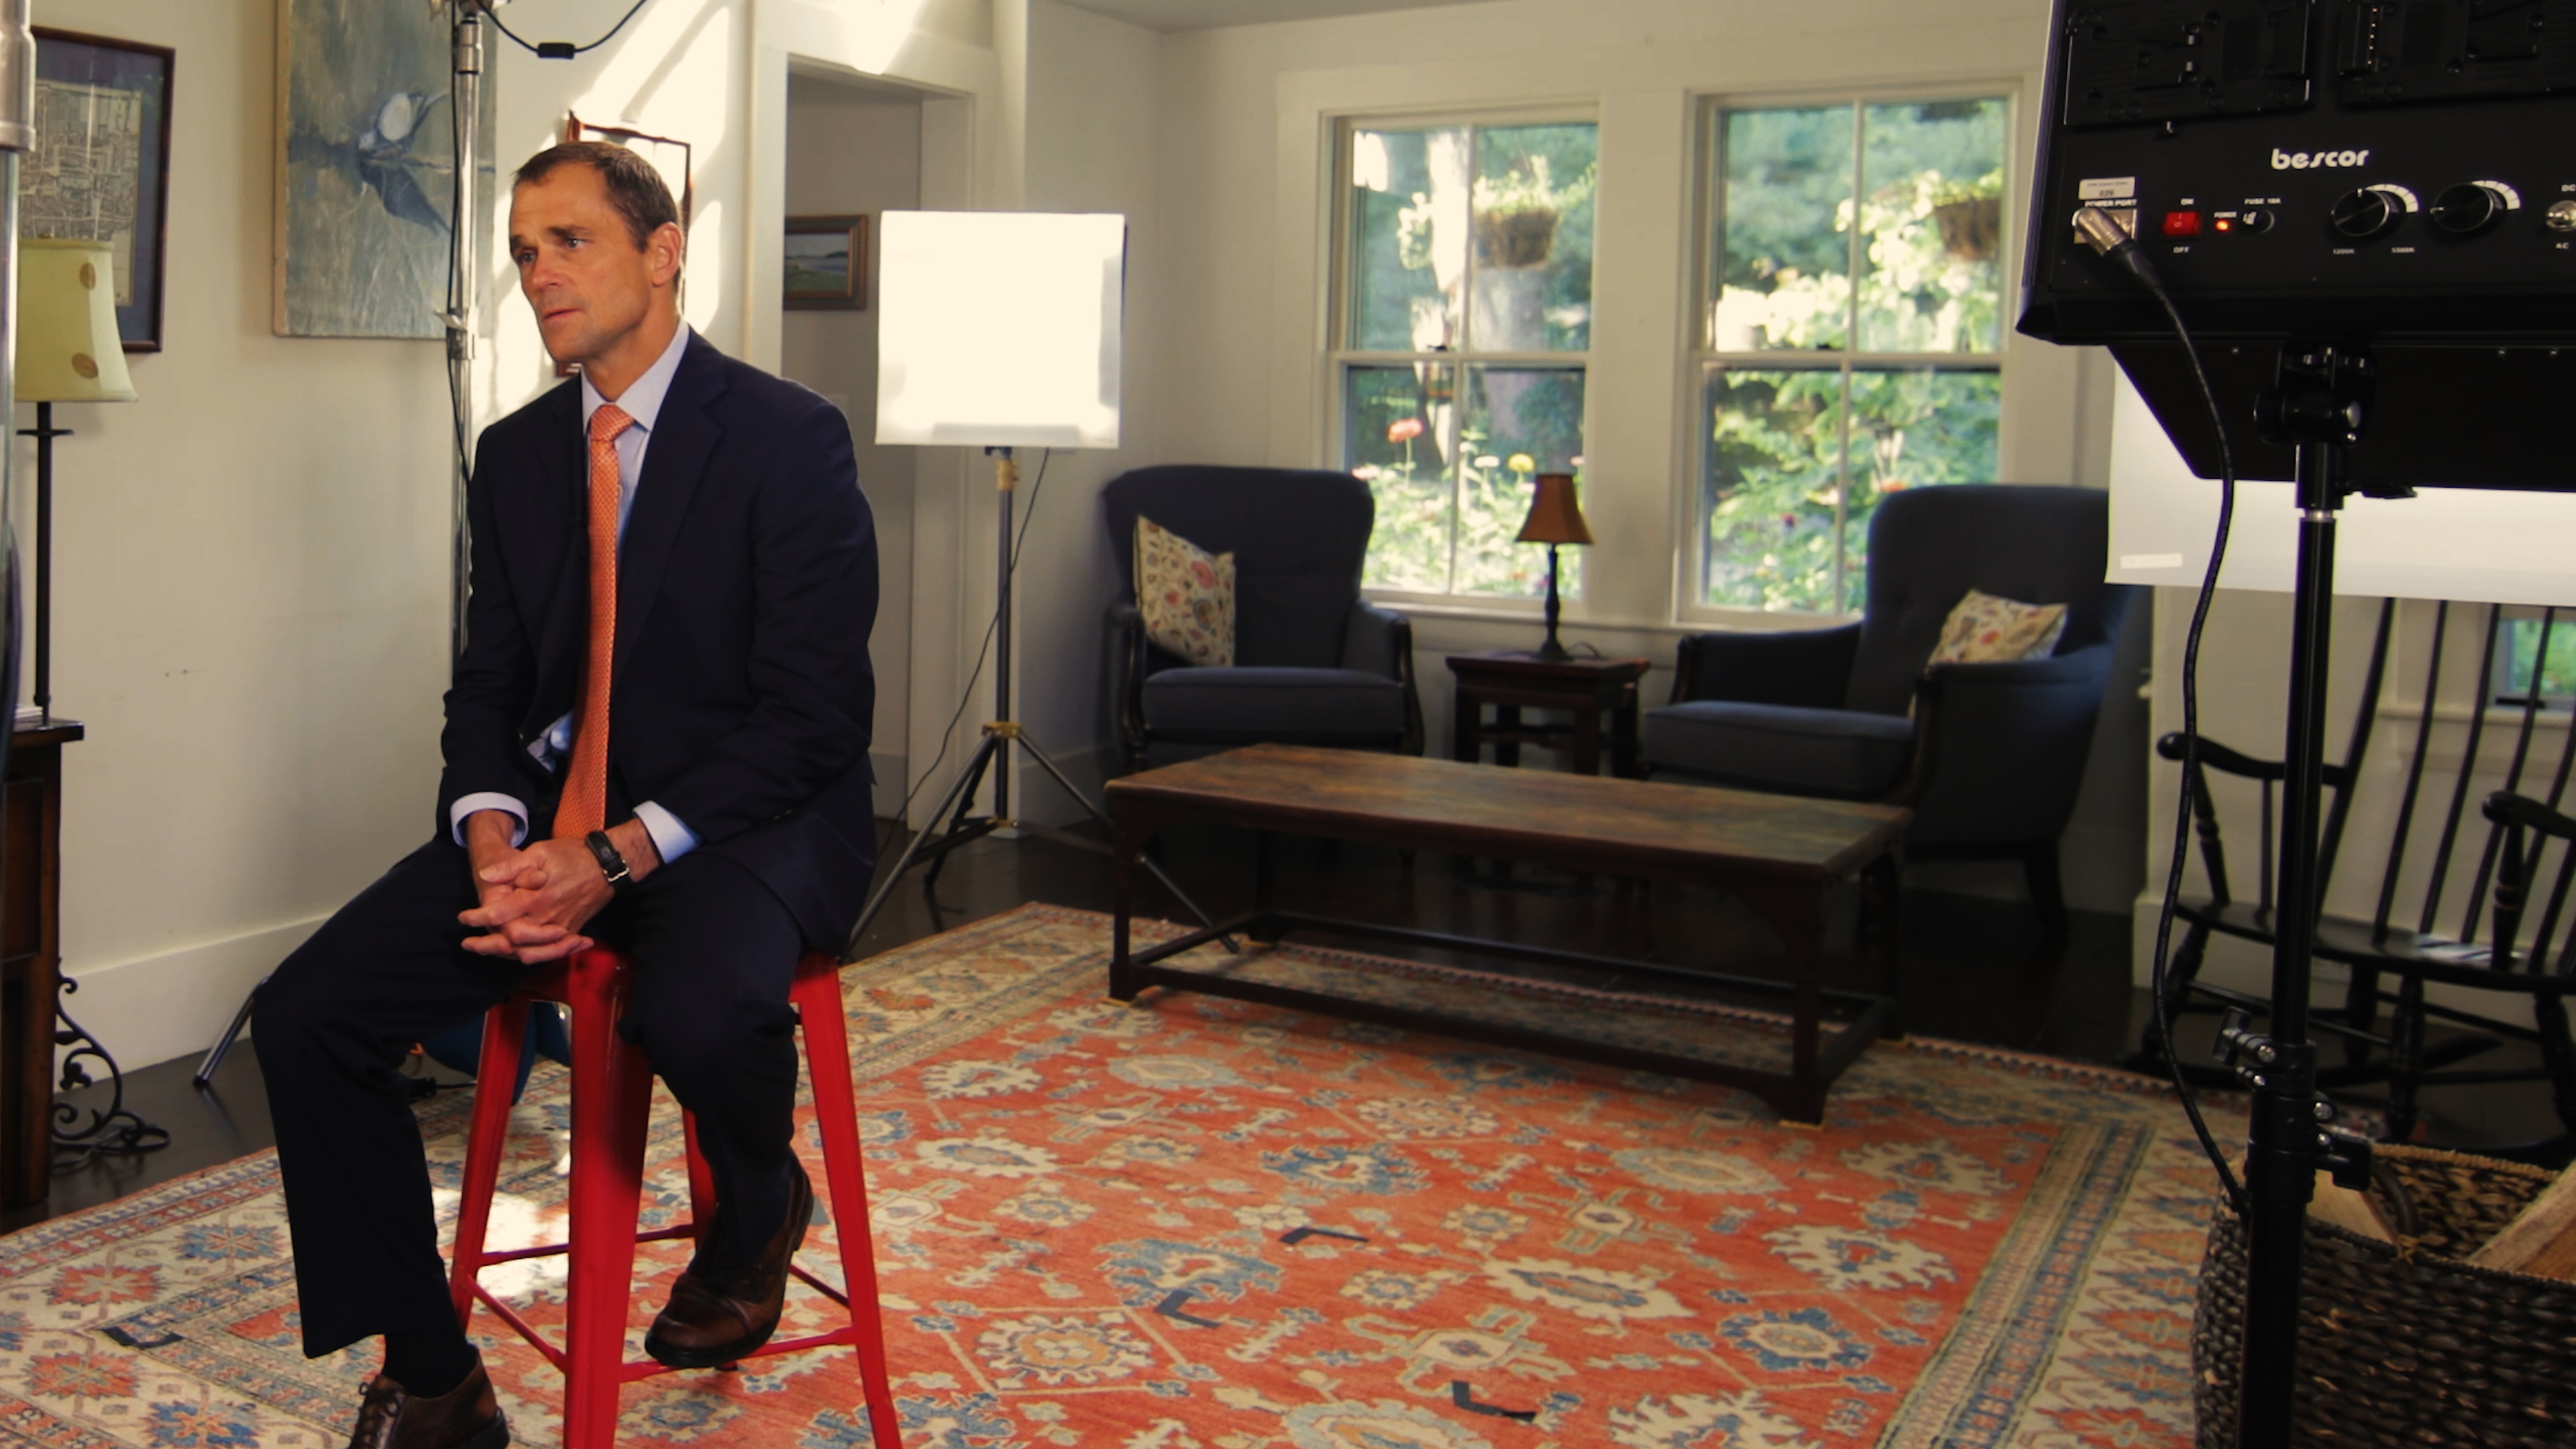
{"left": 9, "top": 820, "right": 2559, "bottom": 1234}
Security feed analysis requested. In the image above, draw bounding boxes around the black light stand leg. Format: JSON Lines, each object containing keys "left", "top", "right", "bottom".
{"left": 2229, "top": 343, "right": 2383, "bottom": 1448}
{"left": 194, "top": 973, "right": 268, "bottom": 1088}
{"left": 846, "top": 730, "right": 1006, "bottom": 951}
{"left": 921, "top": 733, "right": 1004, "bottom": 892}
{"left": 1008, "top": 729, "right": 1235, "bottom": 949}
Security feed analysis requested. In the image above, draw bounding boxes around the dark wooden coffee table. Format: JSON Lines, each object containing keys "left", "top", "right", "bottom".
{"left": 1105, "top": 744, "right": 1907, "bottom": 1123}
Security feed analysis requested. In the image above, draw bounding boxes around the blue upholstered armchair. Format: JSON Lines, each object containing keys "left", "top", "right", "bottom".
{"left": 1106, "top": 466, "right": 1425, "bottom": 772}
{"left": 1644, "top": 485, "right": 2138, "bottom": 928}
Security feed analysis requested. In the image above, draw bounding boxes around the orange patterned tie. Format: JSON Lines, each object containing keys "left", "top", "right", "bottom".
{"left": 553, "top": 403, "right": 632, "bottom": 840}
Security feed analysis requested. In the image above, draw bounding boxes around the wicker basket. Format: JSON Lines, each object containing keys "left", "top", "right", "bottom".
{"left": 2192, "top": 1144, "right": 2576, "bottom": 1447}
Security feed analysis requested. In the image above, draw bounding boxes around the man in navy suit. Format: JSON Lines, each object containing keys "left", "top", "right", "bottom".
{"left": 256, "top": 142, "right": 877, "bottom": 1449}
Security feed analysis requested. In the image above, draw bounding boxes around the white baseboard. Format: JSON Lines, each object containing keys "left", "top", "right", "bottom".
{"left": 59, "top": 916, "right": 328, "bottom": 1078}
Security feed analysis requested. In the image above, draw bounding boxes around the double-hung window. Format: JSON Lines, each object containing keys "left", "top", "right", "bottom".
{"left": 1695, "top": 97, "right": 2010, "bottom": 615}
{"left": 1334, "top": 117, "right": 1598, "bottom": 598}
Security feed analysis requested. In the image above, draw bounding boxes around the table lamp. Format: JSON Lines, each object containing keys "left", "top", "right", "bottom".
{"left": 14, "top": 237, "right": 136, "bottom": 722}
{"left": 1517, "top": 471, "right": 1592, "bottom": 661}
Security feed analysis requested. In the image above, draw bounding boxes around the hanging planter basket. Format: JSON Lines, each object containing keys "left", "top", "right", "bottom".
{"left": 1932, "top": 195, "right": 2002, "bottom": 262}
{"left": 1473, "top": 207, "right": 1560, "bottom": 269}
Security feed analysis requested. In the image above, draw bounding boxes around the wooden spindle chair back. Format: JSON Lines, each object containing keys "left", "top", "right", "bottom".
{"left": 2155, "top": 601, "right": 2576, "bottom": 1163}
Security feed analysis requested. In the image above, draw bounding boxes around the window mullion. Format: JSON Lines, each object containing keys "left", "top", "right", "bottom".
{"left": 1452, "top": 123, "right": 1477, "bottom": 595}
{"left": 1839, "top": 101, "right": 1866, "bottom": 613}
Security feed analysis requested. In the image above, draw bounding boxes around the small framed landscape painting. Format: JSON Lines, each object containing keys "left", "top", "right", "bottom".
{"left": 784, "top": 215, "right": 865, "bottom": 311}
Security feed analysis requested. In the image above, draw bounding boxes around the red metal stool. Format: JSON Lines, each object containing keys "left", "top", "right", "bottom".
{"left": 447, "top": 947, "right": 902, "bottom": 1449}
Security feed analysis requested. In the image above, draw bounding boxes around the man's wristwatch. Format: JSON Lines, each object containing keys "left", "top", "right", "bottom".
{"left": 584, "top": 830, "right": 635, "bottom": 894}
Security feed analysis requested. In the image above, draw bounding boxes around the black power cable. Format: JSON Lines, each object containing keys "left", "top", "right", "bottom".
{"left": 2074, "top": 207, "right": 2249, "bottom": 1217}
{"left": 478, "top": 0, "right": 657, "bottom": 60}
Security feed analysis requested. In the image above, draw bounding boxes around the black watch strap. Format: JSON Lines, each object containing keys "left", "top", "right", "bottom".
{"left": 584, "top": 830, "right": 634, "bottom": 893}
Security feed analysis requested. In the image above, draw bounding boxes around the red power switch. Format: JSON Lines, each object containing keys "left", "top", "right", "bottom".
{"left": 2162, "top": 210, "right": 2202, "bottom": 237}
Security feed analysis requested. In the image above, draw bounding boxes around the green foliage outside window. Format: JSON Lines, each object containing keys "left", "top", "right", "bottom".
{"left": 1705, "top": 99, "right": 2008, "bottom": 614}
{"left": 1344, "top": 121, "right": 1596, "bottom": 597}
{"left": 2501, "top": 615, "right": 2576, "bottom": 702}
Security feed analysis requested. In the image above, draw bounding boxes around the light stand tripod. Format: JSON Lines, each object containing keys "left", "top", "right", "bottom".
{"left": 2214, "top": 342, "right": 2385, "bottom": 1446}
{"left": 846, "top": 448, "right": 1228, "bottom": 950}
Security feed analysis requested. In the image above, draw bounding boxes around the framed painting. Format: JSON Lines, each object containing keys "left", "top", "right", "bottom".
{"left": 25, "top": 29, "right": 174, "bottom": 353}
{"left": 274, "top": 0, "right": 491, "bottom": 339}
{"left": 784, "top": 215, "right": 866, "bottom": 311}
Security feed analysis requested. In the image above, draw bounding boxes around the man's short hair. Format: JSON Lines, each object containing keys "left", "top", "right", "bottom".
{"left": 513, "top": 142, "right": 680, "bottom": 250}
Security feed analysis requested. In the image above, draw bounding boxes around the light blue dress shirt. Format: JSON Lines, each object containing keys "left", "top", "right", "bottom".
{"left": 449, "top": 323, "right": 700, "bottom": 864}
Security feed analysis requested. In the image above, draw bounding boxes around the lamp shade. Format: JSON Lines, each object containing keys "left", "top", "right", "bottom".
{"left": 1516, "top": 472, "right": 1593, "bottom": 545}
{"left": 15, "top": 238, "right": 136, "bottom": 403}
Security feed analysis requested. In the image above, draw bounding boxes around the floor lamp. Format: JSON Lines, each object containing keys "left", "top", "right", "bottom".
{"left": 12, "top": 238, "right": 163, "bottom": 1159}
{"left": 849, "top": 211, "right": 1223, "bottom": 948}
{"left": 13, "top": 239, "right": 136, "bottom": 722}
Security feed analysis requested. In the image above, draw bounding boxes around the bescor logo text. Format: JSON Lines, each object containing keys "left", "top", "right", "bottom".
{"left": 2273, "top": 148, "right": 2371, "bottom": 170}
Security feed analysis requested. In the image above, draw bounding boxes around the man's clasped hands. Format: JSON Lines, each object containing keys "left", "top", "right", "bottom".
{"left": 456, "top": 809, "right": 663, "bottom": 963}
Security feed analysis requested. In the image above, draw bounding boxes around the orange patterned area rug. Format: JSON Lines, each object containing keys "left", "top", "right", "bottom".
{"left": 0, "top": 904, "right": 2215, "bottom": 1449}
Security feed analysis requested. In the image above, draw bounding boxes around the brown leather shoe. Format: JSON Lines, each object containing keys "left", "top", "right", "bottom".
{"left": 346, "top": 1358, "right": 508, "bottom": 1449}
{"left": 645, "top": 1163, "right": 813, "bottom": 1369}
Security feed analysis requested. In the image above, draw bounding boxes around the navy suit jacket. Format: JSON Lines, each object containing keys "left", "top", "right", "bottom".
{"left": 437, "top": 333, "right": 880, "bottom": 947}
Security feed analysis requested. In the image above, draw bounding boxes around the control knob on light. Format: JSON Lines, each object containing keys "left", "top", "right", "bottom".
{"left": 2328, "top": 187, "right": 2400, "bottom": 240}
{"left": 2429, "top": 182, "right": 2513, "bottom": 235}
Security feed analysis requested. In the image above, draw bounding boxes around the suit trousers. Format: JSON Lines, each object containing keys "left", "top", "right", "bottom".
{"left": 256, "top": 835, "right": 809, "bottom": 1359}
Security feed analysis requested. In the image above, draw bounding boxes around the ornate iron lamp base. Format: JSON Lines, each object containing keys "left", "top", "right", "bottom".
{"left": 52, "top": 977, "right": 170, "bottom": 1169}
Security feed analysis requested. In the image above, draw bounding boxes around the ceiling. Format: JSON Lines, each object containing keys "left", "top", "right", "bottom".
{"left": 1059, "top": 0, "right": 1495, "bottom": 33}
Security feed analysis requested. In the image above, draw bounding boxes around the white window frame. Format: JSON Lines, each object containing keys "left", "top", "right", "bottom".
{"left": 1681, "top": 84, "right": 2021, "bottom": 624}
{"left": 1326, "top": 105, "right": 1601, "bottom": 609}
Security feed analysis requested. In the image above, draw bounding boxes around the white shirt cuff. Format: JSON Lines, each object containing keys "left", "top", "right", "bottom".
{"left": 451, "top": 794, "right": 529, "bottom": 847}
{"left": 634, "top": 801, "right": 698, "bottom": 864}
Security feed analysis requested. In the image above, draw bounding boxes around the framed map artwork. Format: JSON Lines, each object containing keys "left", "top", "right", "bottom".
{"left": 24, "top": 30, "right": 174, "bottom": 352}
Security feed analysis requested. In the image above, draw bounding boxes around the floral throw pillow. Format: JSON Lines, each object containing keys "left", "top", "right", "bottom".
{"left": 1928, "top": 589, "right": 2069, "bottom": 667}
{"left": 1134, "top": 515, "right": 1236, "bottom": 667}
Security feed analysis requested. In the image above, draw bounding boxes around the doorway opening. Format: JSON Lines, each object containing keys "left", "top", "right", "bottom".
{"left": 779, "top": 68, "right": 925, "bottom": 819}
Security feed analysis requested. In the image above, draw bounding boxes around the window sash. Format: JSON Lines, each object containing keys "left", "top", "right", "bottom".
{"left": 1687, "top": 91, "right": 2012, "bottom": 619}
{"left": 2493, "top": 608, "right": 2576, "bottom": 706}
{"left": 1332, "top": 113, "right": 1597, "bottom": 600}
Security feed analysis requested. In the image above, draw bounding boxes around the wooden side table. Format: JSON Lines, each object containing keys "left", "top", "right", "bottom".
{"left": 1447, "top": 651, "right": 1650, "bottom": 777}
{"left": 3, "top": 717, "right": 80, "bottom": 1208}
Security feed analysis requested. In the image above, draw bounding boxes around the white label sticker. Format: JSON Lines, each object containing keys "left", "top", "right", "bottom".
{"left": 2080, "top": 176, "right": 2139, "bottom": 201}
{"left": 2121, "top": 553, "right": 2186, "bottom": 570}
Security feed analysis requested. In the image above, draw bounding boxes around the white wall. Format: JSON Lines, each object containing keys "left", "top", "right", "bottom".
{"left": 781, "top": 75, "right": 922, "bottom": 816}
{"left": 1009, "top": 0, "right": 1166, "bottom": 823}
{"left": 1142, "top": 0, "right": 2144, "bottom": 910}
{"left": 24, "top": 0, "right": 454, "bottom": 1074}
